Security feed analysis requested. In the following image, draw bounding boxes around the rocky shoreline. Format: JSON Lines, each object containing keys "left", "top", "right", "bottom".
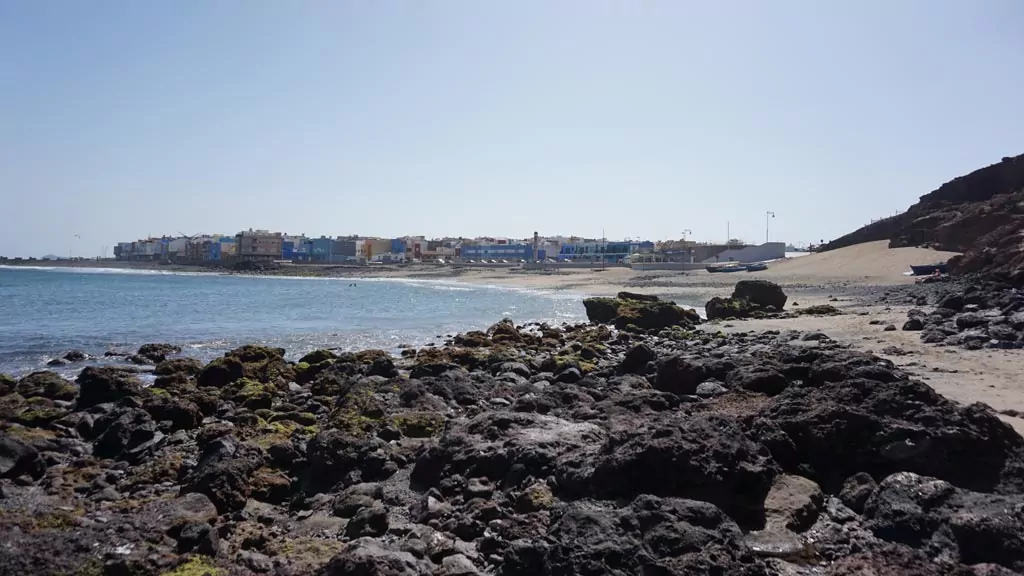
{"left": 2, "top": 286, "right": 1024, "bottom": 575}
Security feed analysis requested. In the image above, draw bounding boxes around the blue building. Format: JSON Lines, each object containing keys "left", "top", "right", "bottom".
{"left": 282, "top": 241, "right": 295, "bottom": 260}
{"left": 391, "top": 238, "right": 406, "bottom": 255}
{"left": 461, "top": 243, "right": 533, "bottom": 260}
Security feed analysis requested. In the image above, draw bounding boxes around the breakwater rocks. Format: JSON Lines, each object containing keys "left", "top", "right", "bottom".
{"left": 3, "top": 318, "right": 1024, "bottom": 574}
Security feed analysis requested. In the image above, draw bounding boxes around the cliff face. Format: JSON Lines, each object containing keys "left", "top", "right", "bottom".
{"left": 823, "top": 153, "right": 1024, "bottom": 286}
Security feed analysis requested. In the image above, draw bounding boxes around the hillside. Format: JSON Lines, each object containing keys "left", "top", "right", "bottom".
{"left": 823, "top": 153, "right": 1024, "bottom": 286}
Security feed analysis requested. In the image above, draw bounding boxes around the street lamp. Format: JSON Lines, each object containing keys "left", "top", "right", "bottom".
{"left": 766, "top": 211, "right": 775, "bottom": 243}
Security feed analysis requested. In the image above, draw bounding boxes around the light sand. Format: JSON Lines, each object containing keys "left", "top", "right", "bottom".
{"left": 757, "top": 241, "right": 961, "bottom": 283}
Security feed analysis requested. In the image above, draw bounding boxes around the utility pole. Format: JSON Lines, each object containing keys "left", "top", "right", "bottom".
{"left": 766, "top": 211, "right": 776, "bottom": 243}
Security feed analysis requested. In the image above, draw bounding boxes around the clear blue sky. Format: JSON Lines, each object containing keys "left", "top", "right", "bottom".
{"left": 2, "top": 1, "right": 1022, "bottom": 257}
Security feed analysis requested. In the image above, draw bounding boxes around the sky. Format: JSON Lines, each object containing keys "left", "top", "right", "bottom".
{"left": 1, "top": 1, "right": 1022, "bottom": 258}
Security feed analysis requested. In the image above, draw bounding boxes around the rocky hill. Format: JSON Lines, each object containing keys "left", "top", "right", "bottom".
{"left": 823, "top": 153, "right": 1024, "bottom": 286}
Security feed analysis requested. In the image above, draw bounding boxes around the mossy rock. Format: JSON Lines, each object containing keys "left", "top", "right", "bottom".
{"left": 515, "top": 483, "right": 556, "bottom": 513}
{"left": 160, "top": 556, "right": 224, "bottom": 576}
{"left": 453, "top": 331, "right": 490, "bottom": 348}
{"left": 1, "top": 373, "right": 18, "bottom": 396}
{"left": 196, "top": 356, "right": 245, "bottom": 388}
{"left": 16, "top": 371, "right": 77, "bottom": 401}
{"left": 392, "top": 412, "right": 446, "bottom": 438}
{"left": 147, "top": 387, "right": 171, "bottom": 397}
{"left": 270, "top": 411, "right": 318, "bottom": 426}
{"left": 248, "top": 419, "right": 319, "bottom": 449}
{"left": 299, "top": 349, "right": 337, "bottom": 365}
{"left": 13, "top": 406, "right": 69, "bottom": 427}
{"left": 295, "top": 360, "right": 333, "bottom": 385}
{"left": 350, "top": 349, "right": 391, "bottom": 364}
{"left": 582, "top": 297, "right": 620, "bottom": 324}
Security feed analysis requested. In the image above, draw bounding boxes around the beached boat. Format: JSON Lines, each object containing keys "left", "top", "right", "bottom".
{"left": 910, "top": 263, "right": 948, "bottom": 276}
{"left": 745, "top": 263, "right": 768, "bottom": 272}
{"left": 707, "top": 263, "right": 744, "bottom": 273}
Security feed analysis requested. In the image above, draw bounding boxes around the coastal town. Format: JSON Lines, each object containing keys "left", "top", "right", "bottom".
{"left": 96, "top": 230, "right": 796, "bottom": 268}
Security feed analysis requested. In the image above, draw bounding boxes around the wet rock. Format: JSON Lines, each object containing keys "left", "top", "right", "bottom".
{"left": 76, "top": 366, "right": 143, "bottom": 409}
{"left": 63, "top": 350, "right": 88, "bottom": 362}
{"left": 939, "top": 294, "right": 965, "bottom": 311}
{"left": 136, "top": 343, "right": 182, "bottom": 363}
{"left": 884, "top": 324, "right": 898, "bottom": 331}
{"left": 956, "top": 312, "right": 991, "bottom": 329}
{"left": 153, "top": 357, "right": 204, "bottom": 377}
{"left": 583, "top": 294, "right": 700, "bottom": 331}
{"left": 16, "top": 371, "right": 77, "bottom": 401}
{"left": 903, "top": 317, "right": 925, "bottom": 331}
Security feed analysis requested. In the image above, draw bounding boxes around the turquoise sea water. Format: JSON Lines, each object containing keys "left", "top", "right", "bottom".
{"left": 0, "top": 266, "right": 586, "bottom": 377}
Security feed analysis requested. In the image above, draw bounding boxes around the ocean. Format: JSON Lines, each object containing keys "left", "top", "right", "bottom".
{"left": 0, "top": 266, "right": 587, "bottom": 378}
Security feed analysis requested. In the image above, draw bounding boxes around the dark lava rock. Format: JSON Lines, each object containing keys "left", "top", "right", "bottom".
{"left": 63, "top": 350, "right": 88, "bottom": 362}
{"left": 903, "top": 318, "right": 925, "bottom": 331}
{"left": 726, "top": 366, "right": 788, "bottom": 396}
{"left": 695, "top": 380, "right": 728, "bottom": 398}
{"left": 863, "top": 472, "right": 1024, "bottom": 571}
{"left": 0, "top": 434, "right": 43, "bottom": 478}
{"left": 583, "top": 294, "right": 700, "bottom": 331}
{"left": 317, "top": 539, "right": 430, "bottom": 576}
{"left": 884, "top": 324, "right": 898, "bottom": 331}
{"left": 530, "top": 495, "right": 767, "bottom": 575}
{"left": 136, "top": 342, "right": 182, "bottom": 363}
{"left": 76, "top": 366, "right": 143, "bottom": 408}
{"left": 756, "top": 357, "right": 1024, "bottom": 493}
{"left": 590, "top": 412, "right": 777, "bottom": 527}
{"left": 174, "top": 520, "right": 219, "bottom": 555}
{"left": 143, "top": 393, "right": 203, "bottom": 431}
{"left": 706, "top": 280, "right": 788, "bottom": 320}
{"left": 92, "top": 407, "right": 161, "bottom": 460}
{"left": 732, "top": 279, "right": 788, "bottom": 310}
{"left": 182, "top": 436, "right": 265, "bottom": 513}
{"left": 939, "top": 294, "right": 965, "bottom": 311}
{"left": 345, "top": 504, "right": 390, "bottom": 538}
{"left": 956, "top": 312, "right": 991, "bottom": 329}
{"left": 16, "top": 371, "right": 77, "bottom": 401}
{"left": 654, "top": 355, "right": 708, "bottom": 395}
{"left": 839, "top": 472, "right": 877, "bottom": 513}
{"left": 619, "top": 343, "right": 657, "bottom": 375}
{"left": 154, "top": 357, "right": 204, "bottom": 377}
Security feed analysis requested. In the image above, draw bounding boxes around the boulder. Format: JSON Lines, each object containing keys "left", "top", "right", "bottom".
{"left": 762, "top": 474, "right": 824, "bottom": 532}
{"left": 534, "top": 496, "right": 767, "bottom": 575}
{"left": 153, "top": 358, "right": 204, "bottom": 377}
{"left": 620, "top": 343, "right": 657, "bottom": 374}
{"left": 182, "top": 437, "right": 265, "bottom": 513}
{"left": 756, "top": 355, "right": 1024, "bottom": 493}
{"left": 0, "top": 433, "right": 43, "bottom": 478}
{"left": 732, "top": 280, "right": 788, "bottom": 310}
{"left": 590, "top": 412, "right": 777, "bottom": 527}
{"left": 92, "top": 407, "right": 160, "bottom": 460}
{"left": 584, "top": 295, "right": 700, "bottom": 331}
{"left": 863, "top": 472, "right": 1024, "bottom": 571}
{"left": 317, "top": 539, "right": 430, "bottom": 576}
{"left": 136, "top": 343, "right": 182, "bottom": 364}
{"left": 76, "top": 366, "right": 143, "bottom": 408}
{"left": 16, "top": 371, "right": 77, "bottom": 401}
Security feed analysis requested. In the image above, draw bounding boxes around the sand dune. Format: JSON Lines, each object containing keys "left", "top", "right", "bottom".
{"left": 760, "top": 240, "right": 960, "bottom": 282}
